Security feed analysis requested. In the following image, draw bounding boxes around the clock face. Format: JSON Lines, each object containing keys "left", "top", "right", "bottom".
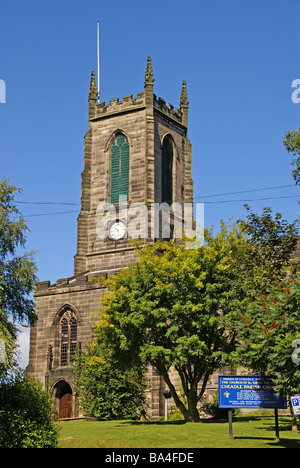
{"left": 108, "top": 220, "right": 126, "bottom": 241}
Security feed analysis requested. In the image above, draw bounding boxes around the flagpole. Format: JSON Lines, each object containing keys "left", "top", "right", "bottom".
{"left": 97, "top": 20, "right": 100, "bottom": 102}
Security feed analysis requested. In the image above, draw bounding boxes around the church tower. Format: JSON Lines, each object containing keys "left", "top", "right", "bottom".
{"left": 26, "top": 58, "right": 194, "bottom": 420}
{"left": 74, "top": 57, "right": 193, "bottom": 275}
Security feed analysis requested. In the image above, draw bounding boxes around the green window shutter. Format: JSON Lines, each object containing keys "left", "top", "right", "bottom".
{"left": 162, "top": 138, "right": 173, "bottom": 204}
{"left": 110, "top": 134, "right": 129, "bottom": 204}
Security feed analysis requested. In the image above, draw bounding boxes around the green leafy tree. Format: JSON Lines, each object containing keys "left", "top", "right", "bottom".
{"left": 0, "top": 372, "right": 59, "bottom": 448}
{"left": 93, "top": 223, "right": 247, "bottom": 422}
{"left": 222, "top": 206, "right": 298, "bottom": 374}
{"left": 0, "top": 179, "right": 37, "bottom": 375}
{"left": 72, "top": 344, "right": 147, "bottom": 420}
{"left": 230, "top": 273, "right": 300, "bottom": 427}
{"left": 283, "top": 128, "right": 300, "bottom": 185}
{"left": 234, "top": 205, "right": 299, "bottom": 301}
{"left": 0, "top": 181, "right": 60, "bottom": 447}
{"left": 92, "top": 206, "right": 297, "bottom": 422}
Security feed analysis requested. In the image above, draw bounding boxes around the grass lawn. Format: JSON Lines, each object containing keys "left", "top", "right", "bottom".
{"left": 58, "top": 411, "right": 300, "bottom": 448}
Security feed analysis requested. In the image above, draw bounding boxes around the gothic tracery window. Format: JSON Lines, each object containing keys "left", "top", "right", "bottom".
{"left": 60, "top": 310, "right": 78, "bottom": 366}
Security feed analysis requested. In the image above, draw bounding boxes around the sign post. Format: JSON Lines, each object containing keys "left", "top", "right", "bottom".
{"left": 218, "top": 375, "right": 287, "bottom": 441}
{"left": 290, "top": 395, "right": 300, "bottom": 430}
{"left": 290, "top": 395, "right": 300, "bottom": 416}
{"left": 274, "top": 409, "right": 280, "bottom": 442}
{"left": 228, "top": 410, "right": 233, "bottom": 438}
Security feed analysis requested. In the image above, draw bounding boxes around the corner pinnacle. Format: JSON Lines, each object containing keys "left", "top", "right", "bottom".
{"left": 144, "top": 56, "right": 154, "bottom": 86}
{"left": 89, "top": 71, "right": 97, "bottom": 100}
{"left": 180, "top": 80, "right": 189, "bottom": 108}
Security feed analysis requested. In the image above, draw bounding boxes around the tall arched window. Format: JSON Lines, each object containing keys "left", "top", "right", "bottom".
{"left": 60, "top": 310, "right": 78, "bottom": 366}
{"left": 110, "top": 133, "right": 129, "bottom": 204}
{"left": 162, "top": 137, "right": 173, "bottom": 204}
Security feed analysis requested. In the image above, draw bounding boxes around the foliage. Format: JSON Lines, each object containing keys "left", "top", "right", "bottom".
{"left": 72, "top": 344, "right": 147, "bottom": 421}
{"left": 0, "top": 179, "right": 37, "bottom": 323}
{"left": 0, "top": 372, "right": 59, "bottom": 448}
{"left": 0, "top": 181, "right": 54, "bottom": 448}
{"left": 283, "top": 128, "right": 300, "bottom": 185}
{"left": 86, "top": 201, "right": 298, "bottom": 424}
{"left": 201, "top": 400, "right": 226, "bottom": 419}
{"left": 93, "top": 222, "right": 248, "bottom": 422}
{"left": 227, "top": 206, "right": 299, "bottom": 371}
{"left": 235, "top": 205, "right": 298, "bottom": 302}
{"left": 201, "top": 390, "right": 235, "bottom": 419}
{"left": 230, "top": 273, "right": 300, "bottom": 399}
{"left": 0, "top": 179, "right": 37, "bottom": 376}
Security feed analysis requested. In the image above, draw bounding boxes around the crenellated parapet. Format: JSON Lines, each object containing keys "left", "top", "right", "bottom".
{"left": 89, "top": 91, "right": 186, "bottom": 126}
{"left": 153, "top": 95, "right": 184, "bottom": 125}
{"left": 90, "top": 92, "right": 146, "bottom": 121}
{"left": 88, "top": 57, "right": 188, "bottom": 127}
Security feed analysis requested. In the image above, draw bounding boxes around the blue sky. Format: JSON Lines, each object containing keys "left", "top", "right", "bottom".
{"left": 1, "top": 0, "right": 300, "bottom": 366}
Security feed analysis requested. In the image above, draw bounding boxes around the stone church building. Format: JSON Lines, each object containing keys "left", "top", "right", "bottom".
{"left": 26, "top": 57, "right": 203, "bottom": 420}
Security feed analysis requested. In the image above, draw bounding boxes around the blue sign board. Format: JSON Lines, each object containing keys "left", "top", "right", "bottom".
{"left": 218, "top": 375, "right": 287, "bottom": 409}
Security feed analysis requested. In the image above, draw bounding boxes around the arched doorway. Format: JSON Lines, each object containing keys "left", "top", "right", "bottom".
{"left": 52, "top": 380, "right": 73, "bottom": 419}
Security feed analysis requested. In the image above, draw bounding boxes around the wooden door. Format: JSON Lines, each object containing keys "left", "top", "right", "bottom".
{"left": 59, "top": 393, "right": 72, "bottom": 419}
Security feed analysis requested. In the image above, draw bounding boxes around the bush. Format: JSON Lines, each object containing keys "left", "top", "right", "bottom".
{"left": 201, "top": 401, "right": 229, "bottom": 419}
{"left": 0, "top": 372, "right": 59, "bottom": 448}
{"left": 73, "top": 348, "right": 148, "bottom": 421}
{"left": 200, "top": 390, "right": 239, "bottom": 420}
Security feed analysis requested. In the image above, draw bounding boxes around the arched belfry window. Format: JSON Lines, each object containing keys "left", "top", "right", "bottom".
{"left": 110, "top": 133, "right": 129, "bottom": 204}
{"left": 60, "top": 310, "right": 78, "bottom": 366}
{"left": 162, "top": 137, "right": 173, "bottom": 204}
